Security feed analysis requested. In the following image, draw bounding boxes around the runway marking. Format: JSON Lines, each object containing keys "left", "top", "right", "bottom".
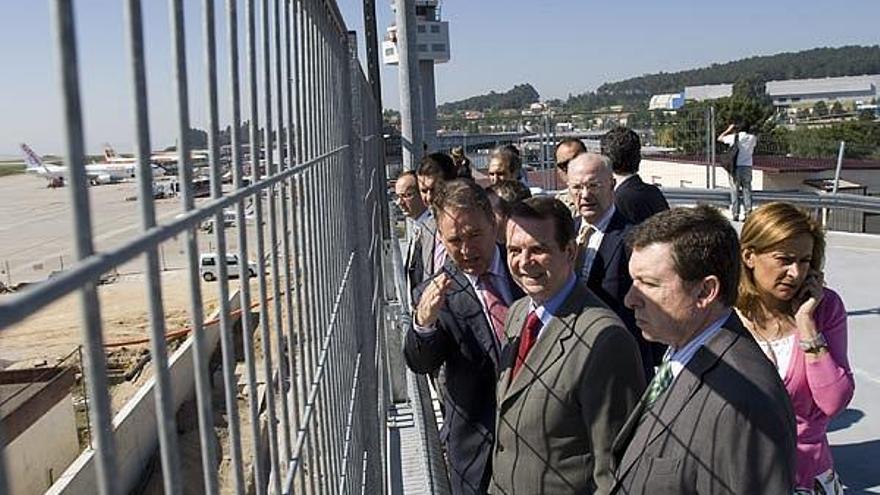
{"left": 5, "top": 208, "right": 182, "bottom": 275}
{"left": 853, "top": 367, "right": 880, "bottom": 386}
{"left": 833, "top": 245, "right": 880, "bottom": 253}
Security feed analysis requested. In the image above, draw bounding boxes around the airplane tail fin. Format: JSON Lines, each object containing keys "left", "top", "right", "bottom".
{"left": 20, "top": 143, "right": 47, "bottom": 172}
{"left": 103, "top": 143, "right": 117, "bottom": 161}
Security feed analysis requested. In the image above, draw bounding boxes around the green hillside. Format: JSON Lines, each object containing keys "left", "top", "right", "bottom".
{"left": 438, "top": 83, "right": 539, "bottom": 114}
{"left": 569, "top": 45, "right": 880, "bottom": 111}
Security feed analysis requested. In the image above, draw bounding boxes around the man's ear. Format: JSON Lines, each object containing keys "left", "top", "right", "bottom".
{"left": 694, "top": 275, "right": 721, "bottom": 309}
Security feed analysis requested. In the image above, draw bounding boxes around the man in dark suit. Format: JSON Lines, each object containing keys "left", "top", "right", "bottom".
{"left": 404, "top": 179, "right": 524, "bottom": 494}
{"left": 395, "top": 171, "right": 432, "bottom": 307}
{"left": 611, "top": 205, "right": 796, "bottom": 494}
{"left": 567, "top": 152, "right": 659, "bottom": 378}
{"left": 491, "top": 197, "right": 645, "bottom": 494}
{"left": 601, "top": 126, "right": 668, "bottom": 224}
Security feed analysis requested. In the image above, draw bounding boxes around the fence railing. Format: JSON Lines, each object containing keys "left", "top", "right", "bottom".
{"left": 0, "top": 0, "right": 389, "bottom": 494}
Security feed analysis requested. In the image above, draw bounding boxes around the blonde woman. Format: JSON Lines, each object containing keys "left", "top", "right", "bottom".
{"left": 737, "top": 202, "right": 854, "bottom": 494}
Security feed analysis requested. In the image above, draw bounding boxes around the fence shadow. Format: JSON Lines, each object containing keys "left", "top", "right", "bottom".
{"left": 847, "top": 307, "right": 880, "bottom": 317}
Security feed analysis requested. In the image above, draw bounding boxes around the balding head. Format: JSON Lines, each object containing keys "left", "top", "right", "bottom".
{"left": 566, "top": 153, "right": 616, "bottom": 224}
{"left": 394, "top": 171, "right": 426, "bottom": 219}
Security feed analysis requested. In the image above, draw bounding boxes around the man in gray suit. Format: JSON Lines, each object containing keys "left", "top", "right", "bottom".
{"left": 416, "top": 152, "right": 457, "bottom": 277}
{"left": 395, "top": 171, "right": 432, "bottom": 307}
{"left": 611, "top": 205, "right": 796, "bottom": 494}
{"left": 491, "top": 196, "right": 645, "bottom": 495}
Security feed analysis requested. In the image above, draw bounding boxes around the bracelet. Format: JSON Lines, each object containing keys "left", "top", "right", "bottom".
{"left": 799, "top": 333, "right": 828, "bottom": 354}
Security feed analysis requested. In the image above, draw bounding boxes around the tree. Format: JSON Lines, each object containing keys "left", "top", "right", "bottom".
{"left": 830, "top": 101, "right": 845, "bottom": 115}
{"left": 814, "top": 100, "right": 829, "bottom": 116}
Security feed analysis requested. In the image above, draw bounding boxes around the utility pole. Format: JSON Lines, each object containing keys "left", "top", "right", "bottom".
{"left": 362, "top": 0, "right": 383, "bottom": 104}
{"left": 395, "top": 0, "right": 423, "bottom": 170}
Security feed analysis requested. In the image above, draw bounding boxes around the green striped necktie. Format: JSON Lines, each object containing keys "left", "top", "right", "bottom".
{"left": 643, "top": 358, "right": 674, "bottom": 410}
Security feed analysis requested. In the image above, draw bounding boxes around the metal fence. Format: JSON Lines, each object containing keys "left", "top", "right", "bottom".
{"left": 0, "top": 0, "right": 389, "bottom": 494}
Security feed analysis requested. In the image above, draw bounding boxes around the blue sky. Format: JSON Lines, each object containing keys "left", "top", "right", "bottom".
{"left": 1, "top": 0, "right": 879, "bottom": 156}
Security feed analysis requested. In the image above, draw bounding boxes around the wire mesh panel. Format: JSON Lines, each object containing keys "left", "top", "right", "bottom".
{"left": 0, "top": 1, "right": 388, "bottom": 494}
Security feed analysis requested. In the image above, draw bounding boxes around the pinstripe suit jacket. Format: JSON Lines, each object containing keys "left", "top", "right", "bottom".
{"left": 490, "top": 281, "right": 646, "bottom": 495}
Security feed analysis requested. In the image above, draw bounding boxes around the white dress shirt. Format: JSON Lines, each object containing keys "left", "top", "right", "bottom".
{"left": 613, "top": 173, "right": 636, "bottom": 191}
{"left": 580, "top": 204, "right": 617, "bottom": 279}
{"left": 666, "top": 309, "right": 731, "bottom": 381}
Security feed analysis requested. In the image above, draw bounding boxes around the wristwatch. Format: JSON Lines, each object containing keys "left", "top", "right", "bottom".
{"left": 799, "top": 333, "right": 828, "bottom": 354}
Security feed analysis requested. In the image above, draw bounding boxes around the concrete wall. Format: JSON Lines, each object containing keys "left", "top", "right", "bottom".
{"left": 641, "top": 158, "right": 880, "bottom": 195}
{"left": 4, "top": 394, "right": 79, "bottom": 494}
{"left": 640, "top": 159, "right": 769, "bottom": 190}
{"left": 46, "top": 290, "right": 241, "bottom": 494}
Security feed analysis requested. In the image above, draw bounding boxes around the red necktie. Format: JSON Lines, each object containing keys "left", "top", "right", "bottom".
{"left": 479, "top": 273, "right": 509, "bottom": 344}
{"left": 512, "top": 311, "right": 542, "bottom": 378}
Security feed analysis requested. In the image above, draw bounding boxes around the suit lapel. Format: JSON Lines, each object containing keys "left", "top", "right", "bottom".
{"left": 579, "top": 211, "right": 626, "bottom": 283}
{"left": 498, "top": 283, "right": 588, "bottom": 410}
{"left": 613, "top": 315, "right": 743, "bottom": 484}
{"left": 498, "top": 300, "right": 529, "bottom": 395}
{"left": 420, "top": 215, "right": 437, "bottom": 275}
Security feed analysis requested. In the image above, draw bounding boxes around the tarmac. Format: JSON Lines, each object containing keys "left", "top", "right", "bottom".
{"left": 0, "top": 173, "right": 252, "bottom": 285}
{"left": 822, "top": 230, "right": 880, "bottom": 493}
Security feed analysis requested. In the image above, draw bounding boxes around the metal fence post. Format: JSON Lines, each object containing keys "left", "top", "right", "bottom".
{"left": 51, "top": 2, "right": 118, "bottom": 492}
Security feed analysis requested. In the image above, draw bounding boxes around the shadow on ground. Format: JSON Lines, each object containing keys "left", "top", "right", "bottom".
{"left": 833, "top": 439, "right": 880, "bottom": 494}
{"left": 828, "top": 408, "right": 865, "bottom": 433}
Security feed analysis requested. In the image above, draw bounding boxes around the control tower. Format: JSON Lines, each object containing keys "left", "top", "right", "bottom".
{"left": 383, "top": 0, "right": 450, "bottom": 152}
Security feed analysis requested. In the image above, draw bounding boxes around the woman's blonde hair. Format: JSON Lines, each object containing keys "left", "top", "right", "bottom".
{"left": 737, "top": 202, "right": 825, "bottom": 324}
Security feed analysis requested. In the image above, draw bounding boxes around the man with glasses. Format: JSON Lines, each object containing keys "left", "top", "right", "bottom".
{"left": 395, "top": 171, "right": 432, "bottom": 307}
{"left": 554, "top": 137, "right": 586, "bottom": 214}
{"left": 568, "top": 153, "right": 660, "bottom": 379}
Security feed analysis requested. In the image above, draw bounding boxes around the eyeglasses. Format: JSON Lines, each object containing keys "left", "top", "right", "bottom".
{"left": 568, "top": 181, "right": 607, "bottom": 194}
{"left": 394, "top": 191, "right": 418, "bottom": 202}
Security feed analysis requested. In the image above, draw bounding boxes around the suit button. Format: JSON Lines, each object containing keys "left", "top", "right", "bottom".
{"left": 497, "top": 443, "right": 504, "bottom": 452}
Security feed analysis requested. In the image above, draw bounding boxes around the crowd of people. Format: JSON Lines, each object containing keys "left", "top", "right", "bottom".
{"left": 394, "top": 126, "right": 853, "bottom": 495}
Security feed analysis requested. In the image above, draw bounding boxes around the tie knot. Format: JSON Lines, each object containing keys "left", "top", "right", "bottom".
{"left": 576, "top": 223, "right": 595, "bottom": 246}
{"left": 523, "top": 311, "right": 542, "bottom": 338}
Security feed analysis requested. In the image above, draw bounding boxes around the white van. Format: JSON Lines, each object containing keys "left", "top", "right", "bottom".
{"left": 199, "top": 253, "right": 257, "bottom": 282}
{"left": 200, "top": 210, "right": 237, "bottom": 233}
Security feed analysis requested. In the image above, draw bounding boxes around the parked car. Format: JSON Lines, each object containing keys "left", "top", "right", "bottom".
{"left": 198, "top": 253, "right": 257, "bottom": 282}
{"left": 200, "top": 210, "right": 237, "bottom": 233}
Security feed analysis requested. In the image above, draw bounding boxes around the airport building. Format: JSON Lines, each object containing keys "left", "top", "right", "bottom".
{"left": 683, "top": 83, "right": 733, "bottom": 101}
{"left": 659, "top": 74, "right": 880, "bottom": 108}
{"left": 766, "top": 74, "right": 880, "bottom": 107}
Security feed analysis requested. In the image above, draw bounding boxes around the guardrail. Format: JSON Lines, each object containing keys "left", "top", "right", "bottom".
{"left": 0, "top": 1, "right": 388, "bottom": 494}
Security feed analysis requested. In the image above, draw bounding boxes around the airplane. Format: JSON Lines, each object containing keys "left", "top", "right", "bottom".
{"left": 104, "top": 143, "right": 209, "bottom": 168}
{"left": 21, "top": 143, "right": 164, "bottom": 186}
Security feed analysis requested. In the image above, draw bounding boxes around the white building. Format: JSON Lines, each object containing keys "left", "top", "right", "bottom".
{"left": 648, "top": 93, "right": 684, "bottom": 110}
{"left": 684, "top": 83, "right": 733, "bottom": 101}
{"left": 766, "top": 74, "right": 880, "bottom": 107}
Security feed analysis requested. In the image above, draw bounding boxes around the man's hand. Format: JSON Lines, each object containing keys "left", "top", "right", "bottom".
{"left": 415, "top": 272, "right": 452, "bottom": 328}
